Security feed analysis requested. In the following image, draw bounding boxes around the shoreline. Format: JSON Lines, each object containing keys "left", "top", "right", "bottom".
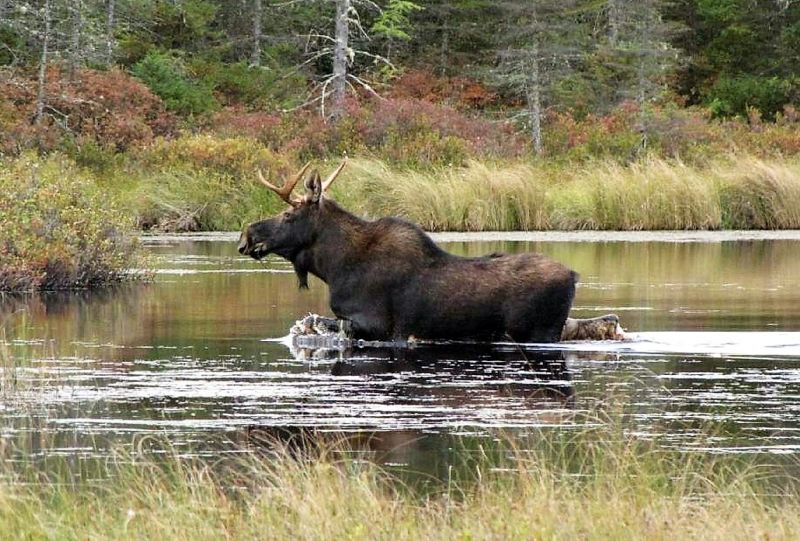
{"left": 139, "top": 229, "right": 800, "bottom": 244}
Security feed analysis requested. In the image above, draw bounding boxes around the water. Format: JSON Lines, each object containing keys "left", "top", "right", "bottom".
{"left": 2, "top": 233, "right": 800, "bottom": 476}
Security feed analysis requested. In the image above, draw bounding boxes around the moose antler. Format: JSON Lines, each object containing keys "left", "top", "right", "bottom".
{"left": 256, "top": 162, "right": 312, "bottom": 204}
{"left": 321, "top": 158, "right": 348, "bottom": 193}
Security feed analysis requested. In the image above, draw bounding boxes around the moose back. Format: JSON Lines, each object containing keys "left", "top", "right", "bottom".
{"left": 238, "top": 161, "right": 577, "bottom": 343}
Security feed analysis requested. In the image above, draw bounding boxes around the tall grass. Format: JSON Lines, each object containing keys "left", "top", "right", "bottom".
{"left": 337, "top": 156, "right": 800, "bottom": 231}
{"left": 1, "top": 422, "right": 799, "bottom": 540}
{"left": 4, "top": 144, "right": 800, "bottom": 233}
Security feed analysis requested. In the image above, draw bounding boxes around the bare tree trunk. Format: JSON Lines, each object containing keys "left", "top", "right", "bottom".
{"left": 439, "top": 28, "right": 448, "bottom": 76}
{"left": 35, "top": 0, "right": 52, "bottom": 125}
{"left": 608, "top": 0, "right": 621, "bottom": 45}
{"left": 526, "top": 42, "right": 543, "bottom": 155}
{"left": 250, "top": 0, "right": 262, "bottom": 67}
{"left": 105, "top": 0, "right": 116, "bottom": 67}
{"left": 68, "top": 0, "right": 84, "bottom": 82}
{"left": 635, "top": 0, "right": 657, "bottom": 151}
{"left": 330, "top": 0, "right": 350, "bottom": 122}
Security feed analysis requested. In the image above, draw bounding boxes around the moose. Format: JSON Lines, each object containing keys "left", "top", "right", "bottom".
{"left": 238, "top": 161, "right": 616, "bottom": 343}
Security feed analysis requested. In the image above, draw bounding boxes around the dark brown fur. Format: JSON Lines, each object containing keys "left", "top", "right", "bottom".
{"left": 239, "top": 174, "right": 577, "bottom": 343}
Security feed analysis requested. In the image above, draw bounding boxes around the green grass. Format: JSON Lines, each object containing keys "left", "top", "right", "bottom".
{"left": 0, "top": 421, "right": 798, "bottom": 540}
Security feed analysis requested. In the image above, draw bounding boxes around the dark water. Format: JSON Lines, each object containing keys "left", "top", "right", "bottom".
{"left": 2, "top": 233, "right": 800, "bottom": 477}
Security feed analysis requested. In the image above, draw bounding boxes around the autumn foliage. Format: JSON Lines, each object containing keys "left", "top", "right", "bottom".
{"left": 0, "top": 67, "right": 176, "bottom": 155}
{"left": 0, "top": 155, "right": 143, "bottom": 291}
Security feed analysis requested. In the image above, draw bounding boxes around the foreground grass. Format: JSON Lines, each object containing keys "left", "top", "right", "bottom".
{"left": 1, "top": 425, "right": 799, "bottom": 541}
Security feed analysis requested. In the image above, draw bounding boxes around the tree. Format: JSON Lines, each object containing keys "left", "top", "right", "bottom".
{"left": 250, "top": 0, "right": 262, "bottom": 66}
{"left": 493, "top": 1, "right": 588, "bottom": 153}
{"left": 290, "top": 0, "right": 393, "bottom": 122}
{"left": 664, "top": 0, "right": 800, "bottom": 117}
{"left": 105, "top": 0, "right": 114, "bottom": 66}
{"left": 371, "top": 0, "right": 422, "bottom": 62}
{"left": 34, "top": 0, "right": 52, "bottom": 124}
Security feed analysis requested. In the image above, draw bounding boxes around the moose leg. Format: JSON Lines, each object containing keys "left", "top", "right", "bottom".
{"left": 561, "top": 314, "right": 624, "bottom": 341}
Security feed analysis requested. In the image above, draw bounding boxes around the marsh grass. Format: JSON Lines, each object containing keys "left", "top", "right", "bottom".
{"left": 1, "top": 418, "right": 799, "bottom": 540}
{"left": 4, "top": 145, "right": 800, "bottom": 234}
{"left": 336, "top": 156, "right": 800, "bottom": 231}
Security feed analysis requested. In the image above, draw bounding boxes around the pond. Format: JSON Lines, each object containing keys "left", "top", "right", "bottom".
{"left": 2, "top": 232, "right": 800, "bottom": 479}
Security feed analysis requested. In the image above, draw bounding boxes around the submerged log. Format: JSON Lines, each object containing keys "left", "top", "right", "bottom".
{"left": 288, "top": 313, "right": 627, "bottom": 353}
{"left": 561, "top": 314, "right": 625, "bottom": 341}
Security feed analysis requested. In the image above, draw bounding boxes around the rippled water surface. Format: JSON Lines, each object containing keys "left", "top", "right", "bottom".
{"left": 2, "top": 233, "right": 800, "bottom": 475}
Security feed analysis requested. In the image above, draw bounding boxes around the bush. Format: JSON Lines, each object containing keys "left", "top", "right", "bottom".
{"left": 0, "top": 155, "right": 143, "bottom": 291}
{"left": 132, "top": 51, "right": 219, "bottom": 116}
{"left": 387, "top": 69, "right": 499, "bottom": 110}
{"left": 189, "top": 60, "right": 306, "bottom": 110}
{"left": 0, "top": 67, "right": 176, "bottom": 154}
{"left": 126, "top": 134, "right": 297, "bottom": 231}
{"left": 707, "top": 75, "right": 799, "bottom": 121}
{"left": 210, "top": 97, "right": 527, "bottom": 167}
{"left": 541, "top": 103, "right": 800, "bottom": 163}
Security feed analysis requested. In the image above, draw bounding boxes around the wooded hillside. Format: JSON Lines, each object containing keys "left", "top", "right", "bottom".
{"left": 1, "top": 0, "right": 798, "bottom": 159}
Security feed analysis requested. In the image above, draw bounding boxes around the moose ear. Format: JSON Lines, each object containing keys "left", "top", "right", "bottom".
{"left": 304, "top": 170, "right": 322, "bottom": 204}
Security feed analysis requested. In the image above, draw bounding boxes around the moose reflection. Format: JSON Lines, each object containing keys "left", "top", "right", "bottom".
{"left": 242, "top": 345, "right": 577, "bottom": 465}
{"left": 238, "top": 161, "right": 577, "bottom": 343}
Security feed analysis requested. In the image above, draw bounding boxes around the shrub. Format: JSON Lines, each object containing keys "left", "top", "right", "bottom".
{"left": 707, "top": 75, "right": 799, "bottom": 121}
{"left": 210, "top": 97, "right": 527, "bottom": 167}
{"left": 0, "top": 154, "right": 143, "bottom": 291}
{"left": 126, "top": 134, "right": 297, "bottom": 231}
{"left": 189, "top": 60, "right": 307, "bottom": 110}
{"left": 0, "top": 67, "right": 176, "bottom": 154}
{"left": 132, "top": 51, "right": 218, "bottom": 116}
{"left": 542, "top": 103, "right": 800, "bottom": 163}
{"left": 387, "top": 69, "right": 499, "bottom": 109}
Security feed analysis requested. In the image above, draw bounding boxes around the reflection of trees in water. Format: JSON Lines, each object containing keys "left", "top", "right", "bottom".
{"left": 0, "top": 265, "right": 331, "bottom": 359}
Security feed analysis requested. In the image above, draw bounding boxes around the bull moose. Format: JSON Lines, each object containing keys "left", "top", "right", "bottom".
{"left": 238, "top": 161, "right": 580, "bottom": 343}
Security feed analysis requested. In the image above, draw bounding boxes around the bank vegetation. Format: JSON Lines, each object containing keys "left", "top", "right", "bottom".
{"left": 0, "top": 420, "right": 798, "bottom": 541}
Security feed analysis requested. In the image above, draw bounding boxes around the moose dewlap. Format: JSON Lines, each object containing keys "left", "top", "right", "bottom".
{"left": 238, "top": 160, "right": 577, "bottom": 343}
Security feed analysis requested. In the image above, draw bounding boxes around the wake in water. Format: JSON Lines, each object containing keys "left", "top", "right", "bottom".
{"left": 280, "top": 313, "right": 800, "bottom": 361}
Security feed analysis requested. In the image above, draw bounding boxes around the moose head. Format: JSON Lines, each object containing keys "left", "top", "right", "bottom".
{"left": 237, "top": 160, "right": 347, "bottom": 261}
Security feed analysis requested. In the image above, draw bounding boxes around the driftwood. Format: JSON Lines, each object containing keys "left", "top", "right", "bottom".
{"left": 288, "top": 313, "right": 627, "bottom": 354}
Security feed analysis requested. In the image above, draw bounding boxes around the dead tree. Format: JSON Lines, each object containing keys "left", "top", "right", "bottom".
{"left": 250, "top": 0, "right": 262, "bottom": 67}
{"left": 35, "top": 0, "right": 52, "bottom": 125}
{"left": 105, "top": 0, "right": 115, "bottom": 67}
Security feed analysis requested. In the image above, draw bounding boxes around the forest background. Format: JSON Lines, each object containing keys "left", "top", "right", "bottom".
{"left": 2, "top": 0, "right": 800, "bottom": 236}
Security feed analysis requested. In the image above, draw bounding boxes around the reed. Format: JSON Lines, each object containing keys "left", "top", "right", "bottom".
{"left": 4, "top": 148, "right": 800, "bottom": 234}
{"left": 335, "top": 155, "right": 800, "bottom": 232}
{"left": 0, "top": 421, "right": 798, "bottom": 540}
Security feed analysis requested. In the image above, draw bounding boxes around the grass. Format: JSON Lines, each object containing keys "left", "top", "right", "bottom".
{"left": 4, "top": 142, "right": 800, "bottom": 235}
{"left": 335, "top": 155, "right": 800, "bottom": 231}
{"left": 0, "top": 419, "right": 799, "bottom": 540}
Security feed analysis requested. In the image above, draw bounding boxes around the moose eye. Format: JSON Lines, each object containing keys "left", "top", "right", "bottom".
{"left": 282, "top": 212, "right": 297, "bottom": 223}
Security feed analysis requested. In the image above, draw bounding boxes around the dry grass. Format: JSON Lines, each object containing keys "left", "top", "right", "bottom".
{"left": 4, "top": 149, "right": 800, "bottom": 233}
{"left": 334, "top": 155, "right": 800, "bottom": 231}
{"left": 1, "top": 423, "right": 799, "bottom": 540}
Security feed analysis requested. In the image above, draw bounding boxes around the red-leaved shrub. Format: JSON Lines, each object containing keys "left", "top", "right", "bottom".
{"left": 387, "top": 69, "right": 498, "bottom": 110}
{"left": 0, "top": 66, "right": 176, "bottom": 154}
{"left": 210, "top": 96, "right": 527, "bottom": 166}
